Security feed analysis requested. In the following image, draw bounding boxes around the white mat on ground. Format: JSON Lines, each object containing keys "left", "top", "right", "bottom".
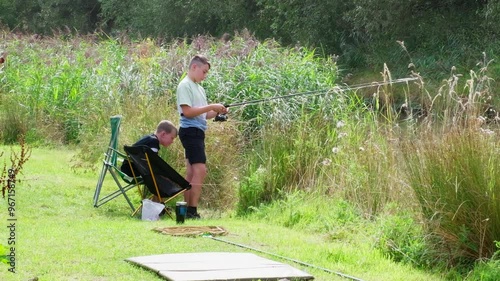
{"left": 126, "top": 252, "right": 314, "bottom": 281}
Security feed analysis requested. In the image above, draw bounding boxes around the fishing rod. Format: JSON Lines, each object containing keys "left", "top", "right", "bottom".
{"left": 204, "top": 235, "right": 366, "bottom": 281}
{"left": 214, "top": 76, "right": 418, "bottom": 121}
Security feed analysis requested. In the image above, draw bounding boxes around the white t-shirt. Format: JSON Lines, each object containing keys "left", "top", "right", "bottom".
{"left": 176, "top": 76, "right": 208, "bottom": 131}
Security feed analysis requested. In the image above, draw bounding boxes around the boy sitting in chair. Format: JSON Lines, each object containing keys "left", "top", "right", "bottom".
{"left": 121, "top": 120, "right": 178, "bottom": 202}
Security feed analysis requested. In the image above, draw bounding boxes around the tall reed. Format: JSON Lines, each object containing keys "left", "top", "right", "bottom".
{"left": 3, "top": 31, "right": 500, "bottom": 276}
{"left": 401, "top": 59, "right": 499, "bottom": 268}
{"left": 402, "top": 127, "right": 499, "bottom": 267}
{"left": 0, "top": 31, "right": 340, "bottom": 212}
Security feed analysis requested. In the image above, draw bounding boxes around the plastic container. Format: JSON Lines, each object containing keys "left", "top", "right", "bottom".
{"left": 175, "top": 201, "right": 187, "bottom": 224}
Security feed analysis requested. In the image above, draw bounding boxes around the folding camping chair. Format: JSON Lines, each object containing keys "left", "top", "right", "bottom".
{"left": 93, "top": 115, "right": 144, "bottom": 213}
{"left": 123, "top": 145, "right": 191, "bottom": 219}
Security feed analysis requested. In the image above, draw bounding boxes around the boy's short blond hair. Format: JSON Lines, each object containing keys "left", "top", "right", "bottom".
{"left": 189, "top": 54, "right": 211, "bottom": 69}
{"left": 156, "top": 120, "right": 177, "bottom": 135}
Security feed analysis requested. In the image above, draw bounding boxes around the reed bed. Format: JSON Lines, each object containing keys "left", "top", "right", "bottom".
{"left": 1, "top": 31, "right": 499, "bottom": 277}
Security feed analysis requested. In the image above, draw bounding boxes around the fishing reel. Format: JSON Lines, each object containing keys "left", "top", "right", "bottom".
{"left": 214, "top": 114, "right": 228, "bottom": 122}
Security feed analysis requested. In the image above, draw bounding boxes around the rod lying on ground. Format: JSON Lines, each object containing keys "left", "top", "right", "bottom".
{"left": 204, "top": 235, "right": 367, "bottom": 281}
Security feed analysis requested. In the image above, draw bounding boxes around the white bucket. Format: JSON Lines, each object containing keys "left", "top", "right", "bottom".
{"left": 141, "top": 199, "right": 165, "bottom": 221}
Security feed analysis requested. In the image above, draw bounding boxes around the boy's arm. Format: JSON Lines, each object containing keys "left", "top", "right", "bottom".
{"left": 206, "top": 110, "right": 219, "bottom": 119}
{"left": 180, "top": 104, "right": 227, "bottom": 118}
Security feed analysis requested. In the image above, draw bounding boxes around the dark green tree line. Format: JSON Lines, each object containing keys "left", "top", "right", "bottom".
{"left": 2, "top": 0, "right": 500, "bottom": 74}
{"left": 0, "top": 0, "right": 99, "bottom": 33}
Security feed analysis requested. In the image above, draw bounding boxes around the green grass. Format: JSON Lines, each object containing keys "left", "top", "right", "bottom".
{"left": 0, "top": 146, "right": 445, "bottom": 281}
{"left": 1, "top": 32, "right": 499, "bottom": 280}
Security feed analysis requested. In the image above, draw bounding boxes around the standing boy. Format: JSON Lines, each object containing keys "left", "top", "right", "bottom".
{"left": 176, "top": 54, "right": 227, "bottom": 219}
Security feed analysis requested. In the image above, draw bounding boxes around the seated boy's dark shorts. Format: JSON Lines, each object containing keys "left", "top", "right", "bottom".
{"left": 179, "top": 127, "right": 206, "bottom": 164}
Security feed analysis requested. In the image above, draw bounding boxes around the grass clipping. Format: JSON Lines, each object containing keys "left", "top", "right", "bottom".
{"left": 153, "top": 226, "right": 228, "bottom": 237}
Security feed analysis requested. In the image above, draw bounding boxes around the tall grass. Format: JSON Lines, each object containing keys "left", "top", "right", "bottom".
{"left": 398, "top": 60, "right": 499, "bottom": 269}
{"left": 0, "top": 30, "right": 337, "bottom": 210}
{"left": 237, "top": 52, "right": 499, "bottom": 277}
{"left": 235, "top": 90, "right": 361, "bottom": 213}
{"left": 1, "top": 30, "right": 499, "bottom": 278}
{"left": 403, "top": 127, "right": 500, "bottom": 267}
{"left": 237, "top": 71, "right": 420, "bottom": 217}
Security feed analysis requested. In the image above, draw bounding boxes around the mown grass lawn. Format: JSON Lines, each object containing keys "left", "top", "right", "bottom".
{"left": 0, "top": 146, "right": 444, "bottom": 281}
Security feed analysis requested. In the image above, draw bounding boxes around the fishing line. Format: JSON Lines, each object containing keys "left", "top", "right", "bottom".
{"left": 223, "top": 77, "right": 418, "bottom": 108}
{"left": 204, "top": 235, "right": 366, "bottom": 281}
{"left": 214, "top": 76, "right": 418, "bottom": 121}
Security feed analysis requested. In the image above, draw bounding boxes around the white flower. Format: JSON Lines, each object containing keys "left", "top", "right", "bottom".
{"left": 336, "top": 120, "right": 345, "bottom": 128}
{"left": 338, "top": 132, "right": 348, "bottom": 139}
{"left": 332, "top": 147, "right": 340, "bottom": 154}
{"left": 480, "top": 128, "right": 495, "bottom": 136}
{"left": 321, "top": 158, "right": 332, "bottom": 166}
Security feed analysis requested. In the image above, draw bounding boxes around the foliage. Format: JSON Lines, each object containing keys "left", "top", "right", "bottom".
{"left": 237, "top": 99, "right": 351, "bottom": 212}
{"left": 397, "top": 59, "right": 499, "bottom": 272}
{"left": 0, "top": 136, "right": 31, "bottom": 198}
{"left": 98, "top": 0, "right": 256, "bottom": 39}
{"left": 485, "top": 1, "right": 500, "bottom": 33}
{"left": 195, "top": 121, "right": 243, "bottom": 211}
{"left": 255, "top": 0, "right": 350, "bottom": 55}
{"left": 1, "top": 32, "right": 500, "bottom": 279}
{"left": 205, "top": 35, "right": 338, "bottom": 132}
{"left": 402, "top": 103, "right": 499, "bottom": 270}
{"left": 3, "top": 1, "right": 500, "bottom": 78}
{"left": 346, "top": 1, "right": 485, "bottom": 40}
{"left": 237, "top": 166, "right": 267, "bottom": 215}
{"left": 465, "top": 241, "right": 500, "bottom": 281}
{"left": 403, "top": 128, "right": 500, "bottom": 268}
{"left": 374, "top": 203, "right": 431, "bottom": 268}
{"left": 0, "top": 146, "right": 447, "bottom": 281}
{"left": 0, "top": 0, "right": 99, "bottom": 33}
{"left": 1, "top": 33, "right": 128, "bottom": 145}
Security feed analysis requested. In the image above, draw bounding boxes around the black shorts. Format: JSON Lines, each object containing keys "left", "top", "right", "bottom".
{"left": 179, "top": 127, "right": 206, "bottom": 164}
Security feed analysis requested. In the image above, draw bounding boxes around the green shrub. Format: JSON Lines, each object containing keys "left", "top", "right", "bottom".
{"left": 465, "top": 241, "right": 500, "bottom": 281}
{"left": 0, "top": 97, "right": 28, "bottom": 144}
{"left": 374, "top": 204, "right": 431, "bottom": 268}
{"left": 237, "top": 166, "right": 268, "bottom": 215}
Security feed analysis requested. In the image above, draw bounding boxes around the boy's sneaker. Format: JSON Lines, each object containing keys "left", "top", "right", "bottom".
{"left": 186, "top": 212, "right": 201, "bottom": 219}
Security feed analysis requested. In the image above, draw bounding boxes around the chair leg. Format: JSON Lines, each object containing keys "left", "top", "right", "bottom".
{"left": 93, "top": 164, "right": 109, "bottom": 207}
{"left": 108, "top": 170, "right": 136, "bottom": 212}
{"left": 164, "top": 207, "right": 174, "bottom": 220}
{"left": 131, "top": 186, "right": 147, "bottom": 217}
{"left": 131, "top": 204, "right": 142, "bottom": 217}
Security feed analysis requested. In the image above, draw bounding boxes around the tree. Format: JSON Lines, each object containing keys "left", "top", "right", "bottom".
{"left": 254, "top": 0, "right": 351, "bottom": 56}
{"left": 99, "top": 0, "right": 260, "bottom": 39}
{"left": 0, "top": 0, "right": 100, "bottom": 33}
